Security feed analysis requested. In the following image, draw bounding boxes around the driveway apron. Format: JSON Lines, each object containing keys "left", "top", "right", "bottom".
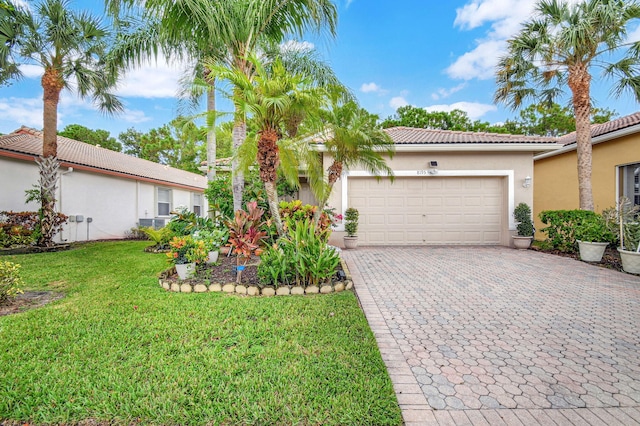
{"left": 341, "top": 246, "right": 640, "bottom": 426}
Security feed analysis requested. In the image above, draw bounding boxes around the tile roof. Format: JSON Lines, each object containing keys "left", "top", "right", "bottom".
{"left": 384, "top": 127, "right": 558, "bottom": 144}
{"left": 558, "top": 112, "right": 640, "bottom": 145}
{"left": 0, "top": 127, "right": 207, "bottom": 190}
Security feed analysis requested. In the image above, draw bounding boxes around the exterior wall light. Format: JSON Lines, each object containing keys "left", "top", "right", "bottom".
{"left": 523, "top": 176, "right": 532, "bottom": 188}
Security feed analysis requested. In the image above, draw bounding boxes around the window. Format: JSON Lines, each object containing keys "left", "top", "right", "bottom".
{"left": 621, "top": 163, "right": 640, "bottom": 207}
{"left": 158, "top": 188, "right": 171, "bottom": 216}
{"left": 193, "top": 193, "right": 202, "bottom": 217}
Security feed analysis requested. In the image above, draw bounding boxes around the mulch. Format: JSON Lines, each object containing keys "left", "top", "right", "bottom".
{"left": 531, "top": 245, "right": 624, "bottom": 273}
{"left": 165, "top": 253, "right": 261, "bottom": 286}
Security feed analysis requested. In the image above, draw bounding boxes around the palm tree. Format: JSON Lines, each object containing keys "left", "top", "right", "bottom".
{"left": 312, "top": 89, "right": 395, "bottom": 221}
{"left": 211, "top": 55, "right": 324, "bottom": 235}
{"left": 495, "top": 0, "right": 640, "bottom": 211}
{"left": 106, "top": 0, "right": 337, "bottom": 212}
{"left": 1, "top": 0, "right": 122, "bottom": 246}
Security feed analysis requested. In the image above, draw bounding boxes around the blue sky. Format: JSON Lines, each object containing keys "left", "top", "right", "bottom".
{"left": 2, "top": 0, "right": 640, "bottom": 137}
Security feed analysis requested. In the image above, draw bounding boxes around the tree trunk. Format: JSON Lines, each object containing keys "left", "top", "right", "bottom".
{"left": 39, "top": 68, "right": 64, "bottom": 246}
{"left": 568, "top": 63, "right": 594, "bottom": 211}
{"left": 206, "top": 80, "right": 216, "bottom": 181}
{"left": 231, "top": 119, "right": 246, "bottom": 212}
{"left": 313, "top": 160, "right": 343, "bottom": 223}
{"left": 258, "top": 127, "right": 283, "bottom": 235}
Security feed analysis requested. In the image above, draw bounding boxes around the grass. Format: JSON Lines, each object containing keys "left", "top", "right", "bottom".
{"left": 0, "top": 241, "right": 401, "bottom": 425}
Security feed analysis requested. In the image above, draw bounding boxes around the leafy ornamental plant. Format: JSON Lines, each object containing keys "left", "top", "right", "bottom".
{"left": 513, "top": 203, "right": 534, "bottom": 237}
{"left": 142, "top": 226, "right": 172, "bottom": 249}
{"left": 539, "top": 209, "right": 601, "bottom": 252}
{"left": 0, "top": 261, "right": 24, "bottom": 304}
{"left": 607, "top": 197, "right": 640, "bottom": 252}
{"left": 344, "top": 207, "right": 359, "bottom": 237}
{"left": 225, "top": 202, "right": 268, "bottom": 283}
{"left": 193, "top": 227, "right": 228, "bottom": 252}
{"left": 258, "top": 219, "right": 340, "bottom": 288}
{"left": 0, "top": 210, "right": 67, "bottom": 248}
{"left": 574, "top": 214, "right": 615, "bottom": 244}
{"left": 166, "top": 236, "right": 207, "bottom": 265}
{"left": 279, "top": 200, "right": 333, "bottom": 237}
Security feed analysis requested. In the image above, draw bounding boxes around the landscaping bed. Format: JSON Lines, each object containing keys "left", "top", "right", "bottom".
{"left": 532, "top": 243, "right": 625, "bottom": 272}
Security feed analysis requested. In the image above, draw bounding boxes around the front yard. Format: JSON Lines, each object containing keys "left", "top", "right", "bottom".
{"left": 0, "top": 241, "right": 401, "bottom": 425}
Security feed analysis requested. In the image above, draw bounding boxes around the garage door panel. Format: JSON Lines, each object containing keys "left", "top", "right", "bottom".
{"left": 348, "top": 176, "right": 504, "bottom": 245}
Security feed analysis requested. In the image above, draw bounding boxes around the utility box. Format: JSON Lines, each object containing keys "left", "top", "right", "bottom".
{"left": 75, "top": 215, "right": 84, "bottom": 223}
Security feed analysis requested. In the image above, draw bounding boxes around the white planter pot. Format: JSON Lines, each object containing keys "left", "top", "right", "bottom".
{"left": 207, "top": 251, "right": 219, "bottom": 264}
{"left": 343, "top": 236, "right": 359, "bottom": 249}
{"left": 577, "top": 240, "right": 608, "bottom": 262}
{"left": 512, "top": 236, "right": 533, "bottom": 250}
{"left": 618, "top": 248, "right": 640, "bottom": 274}
{"left": 175, "top": 262, "right": 196, "bottom": 280}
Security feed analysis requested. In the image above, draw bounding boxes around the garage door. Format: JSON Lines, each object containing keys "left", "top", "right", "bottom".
{"left": 348, "top": 177, "right": 504, "bottom": 245}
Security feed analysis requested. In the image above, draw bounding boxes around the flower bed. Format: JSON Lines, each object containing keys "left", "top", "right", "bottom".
{"left": 159, "top": 255, "right": 353, "bottom": 296}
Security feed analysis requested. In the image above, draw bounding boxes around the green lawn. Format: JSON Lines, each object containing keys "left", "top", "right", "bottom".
{"left": 0, "top": 241, "right": 401, "bottom": 425}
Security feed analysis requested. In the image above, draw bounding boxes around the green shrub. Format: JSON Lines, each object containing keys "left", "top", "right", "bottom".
{"left": 204, "top": 174, "right": 234, "bottom": 220}
{"left": 142, "top": 226, "right": 172, "bottom": 248}
{"left": 0, "top": 211, "right": 67, "bottom": 248}
{"left": 513, "top": 203, "right": 534, "bottom": 237}
{"left": 0, "top": 261, "right": 24, "bottom": 304}
{"left": 344, "top": 208, "right": 359, "bottom": 237}
{"left": 539, "top": 209, "right": 599, "bottom": 252}
{"left": 574, "top": 214, "right": 616, "bottom": 243}
{"left": 279, "top": 200, "right": 332, "bottom": 240}
{"left": 258, "top": 219, "right": 340, "bottom": 288}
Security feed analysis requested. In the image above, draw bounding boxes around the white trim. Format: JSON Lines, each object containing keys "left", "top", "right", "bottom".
{"left": 314, "top": 143, "right": 560, "bottom": 153}
{"left": 339, "top": 169, "right": 516, "bottom": 232}
{"left": 534, "top": 124, "right": 640, "bottom": 161}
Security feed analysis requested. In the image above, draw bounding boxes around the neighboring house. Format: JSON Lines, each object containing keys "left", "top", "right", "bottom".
{"left": 533, "top": 112, "right": 640, "bottom": 234}
{"left": 0, "top": 127, "right": 208, "bottom": 243}
{"left": 310, "top": 127, "right": 558, "bottom": 247}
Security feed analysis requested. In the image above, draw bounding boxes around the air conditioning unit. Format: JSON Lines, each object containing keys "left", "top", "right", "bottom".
{"left": 153, "top": 219, "right": 165, "bottom": 229}
{"left": 138, "top": 219, "right": 154, "bottom": 228}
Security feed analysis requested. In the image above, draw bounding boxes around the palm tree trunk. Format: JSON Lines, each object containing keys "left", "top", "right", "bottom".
{"left": 258, "top": 128, "right": 283, "bottom": 235}
{"left": 39, "top": 68, "right": 63, "bottom": 246}
{"left": 313, "top": 160, "right": 342, "bottom": 223}
{"left": 568, "top": 64, "right": 594, "bottom": 211}
{"left": 232, "top": 119, "right": 246, "bottom": 212}
{"left": 206, "top": 80, "right": 216, "bottom": 181}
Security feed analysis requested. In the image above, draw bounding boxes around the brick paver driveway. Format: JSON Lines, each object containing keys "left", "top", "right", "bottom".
{"left": 341, "top": 246, "right": 640, "bottom": 426}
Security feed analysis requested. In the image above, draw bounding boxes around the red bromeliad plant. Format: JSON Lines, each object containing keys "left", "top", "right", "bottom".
{"left": 224, "top": 202, "right": 267, "bottom": 282}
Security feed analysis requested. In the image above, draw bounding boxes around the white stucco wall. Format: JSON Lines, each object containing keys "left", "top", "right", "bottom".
{"left": 1, "top": 156, "right": 207, "bottom": 242}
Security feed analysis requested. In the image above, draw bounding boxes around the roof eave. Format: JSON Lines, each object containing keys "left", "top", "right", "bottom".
{"left": 534, "top": 124, "right": 640, "bottom": 161}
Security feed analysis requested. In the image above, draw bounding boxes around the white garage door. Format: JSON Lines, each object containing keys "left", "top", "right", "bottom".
{"left": 348, "top": 177, "right": 504, "bottom": 245}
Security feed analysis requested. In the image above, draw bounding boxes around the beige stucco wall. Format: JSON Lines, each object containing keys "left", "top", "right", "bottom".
{"left": 533, "top": 133, "right": 640, "bottom": 237}
{"left": 324, "top": 150, "right": 536, "bottom": 247}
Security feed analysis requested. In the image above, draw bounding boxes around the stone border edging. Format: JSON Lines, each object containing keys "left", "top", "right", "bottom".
{"left": 158, "top": 258, "right": 354, "bottom": 296}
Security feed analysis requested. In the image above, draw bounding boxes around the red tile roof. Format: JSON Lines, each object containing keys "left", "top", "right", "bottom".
{"left": 0, "top": 127, "right": 207, "bottom": 190}
{"left": 558, "top": 112, "right": 640, "bottom": 145}
{"left": 384, "top": 127, "right": 558, "bottom": 144}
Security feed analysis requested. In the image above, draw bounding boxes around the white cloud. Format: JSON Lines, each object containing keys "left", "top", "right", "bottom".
{"left": 361, "top": 82, "right": 382, "bottom": 93}
{"left": 122, "top": 109, "right": 152, "bottom": 124}
{"left": 389, "top": 96, "right": 409, "bottom": 110}
{"left": 448, "top": 0, "right": 537, "bottom": 81}
{"left": 0, "top": 97, "right": 45, "bottom": 130}
{"left": 627, "top": 23, "right": 640, "bottom": 43}
{"left": 280, "top": 40, "right": 315, "bottom": 53}
{"left": 116, "top": 55, "right": 194, "bottom": 99}
{"left": 424, "top": 102, "right": 497, "bottom": 120}
{"left": 345, "top": 0, "right": 355, "bottom": 8}
{"left": 431, "top": 83, "right": 467, "bottom": 100}
{"left": 19, "top": 64, "right": 43, "bottom": 79}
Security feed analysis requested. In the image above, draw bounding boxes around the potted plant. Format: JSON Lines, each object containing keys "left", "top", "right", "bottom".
{"left": 343, "top": 207, "right": 359, "bottom": 249}
{"left": 615, "top": 197, "right": 640, "bottom": 274}
{"left": 513, "top": 202, "right": 534, "bottom": 249}
{"left": 575, "top": 213, "right": 615, "bottom": 262}
{"left": 193, "top": 228, "right": 228, "bottom": 264}
{"left": 166, "top": 235, "right": 207, "bottom": 279}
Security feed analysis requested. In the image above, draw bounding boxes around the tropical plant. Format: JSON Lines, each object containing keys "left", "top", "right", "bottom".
{"left": 258, "top": 218, "right": 339, "bottom": 288}
{"left": 0, "top": 261, "right": 23, "bottom": 304}
{"left": 211, "top": 55, "right": 324, "bottom": 235}
{"left": 279, "top": 200, "right": 332, "bottom": 238}
{"left": 606, "top": 197, "right": 640, "bottom": 251}
{"left": 313, "top": 91, "right": 394, "bottom": 221}
{"left": 495, "top": 0, "right": 640, "bottom": 211}
{"left": 192, "top": 227, "right": 228, "bottom": 252}
{"left": 225, "top": 201, "right": 268, "bottom": 283}
{"left": 344, "top": 208, "right": 359, "bottom": 237}
{"left": 166, "top": 235, "right": 207, "bottom": 265}
{"left": 141, "top": 226, "right": 172, "bottom": 249}
{"left": 540, "top": 209, "right": 605, "bottom": 252}
{"left": 107, "top": 0, "right": 338, "bottom": 212}
{"left": 514, "top": 203, "right": 534, "bottom": 237}
{"left": 0, "top": 0, "right": 123, "bottom": 246}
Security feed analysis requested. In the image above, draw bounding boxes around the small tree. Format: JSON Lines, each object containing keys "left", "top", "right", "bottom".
{"left": 514, "top": 203, "right": 534, "bottom": 237}
{"left": 344, "top": 208, "right": 359, "bottom": 237}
